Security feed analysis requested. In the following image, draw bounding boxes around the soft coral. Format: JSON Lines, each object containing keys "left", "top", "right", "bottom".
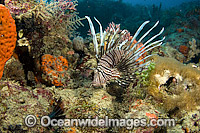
{"left": 0, "top": 4, "right": 17, "bottom": 79}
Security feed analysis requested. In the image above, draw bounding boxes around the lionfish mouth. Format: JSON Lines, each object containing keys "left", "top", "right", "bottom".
{"left": 86, "top": 16, "right": 165, "bottom": 87}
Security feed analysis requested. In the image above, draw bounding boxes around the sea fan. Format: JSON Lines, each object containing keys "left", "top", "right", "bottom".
{"left": 85, "top": 16, "right": 165, "bottom": 87}
{"left": 45, "top": 0, "right": 85, "bottom": 37}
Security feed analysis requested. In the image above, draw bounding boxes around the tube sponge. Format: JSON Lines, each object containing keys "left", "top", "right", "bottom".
{"left": 0, "top": 4, "right": 17, "bottom": 79}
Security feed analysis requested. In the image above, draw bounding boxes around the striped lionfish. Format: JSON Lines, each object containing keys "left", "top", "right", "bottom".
{"left": 85, "top": 16, "right": 165, "bottom": 87}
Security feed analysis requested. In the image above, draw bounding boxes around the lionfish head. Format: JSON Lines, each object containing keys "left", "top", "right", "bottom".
{"left": 92, "top": 69, "right": 106, "bottom": 87}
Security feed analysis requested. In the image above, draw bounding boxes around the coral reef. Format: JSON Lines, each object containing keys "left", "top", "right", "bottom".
{"left": 187, "top": 38, "right": 200, "bottom": 62}
{"left": 6, "top": 0, "right": 84, "bottom": 59}
{"left": 180, "top": 107, "right": 200, "bottom": 132}
{"left": 5, "top": 0, "right": 35, "bottom": 16}
{"left": 148, "top": 55, "right": 200, "bottom": 112}
{"left": 2, "top": 57, "right": 25, "bottom": 84}
{"left": 162, "top": 1, "right": 200, "bottom": 63}
{"left": 0, "top": 81, "right": 53, "bottom": 132}
{"left": 179, "top": 45, "right": 189, "bottom": 56}
{"left": 162, "top": 43, "right": 185, "bottom": 62}
{"left": 0, "top": 0, "right": 200, "bottom": 132}
{"left": 122, "top": 99, "right": 164, "bottom": 132}
{"left": 163, "top": 37, "right": 200, "bottom": 63}
{"left": 41, "top": 31, "right": 72, "bottom": 57}
{"left": 0, "top": 4, "right": 17, "bottom": 79}
{"left": 73, "top": 36, "right": 85, "bottom": 52}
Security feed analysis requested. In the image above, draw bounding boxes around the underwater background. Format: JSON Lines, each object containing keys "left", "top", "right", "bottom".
{"left": 0, "top": 0, "right": 200, "bottom": 132}
{"left": 124, "top": 0, "right": 196, "bottom": 8}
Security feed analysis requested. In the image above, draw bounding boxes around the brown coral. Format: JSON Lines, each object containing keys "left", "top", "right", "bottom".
{"left": 148, "top": 55, "right": 200, "bottom": 114}
{"left": 176, "top": 28, "right": 184, "bottom": 33}
{"left": 179, "top": 45, "right": 189, "bottom": 56}
{"left": 0, "top": 4, "right": 17, "bottom": 79}
{"left": 41, "top": 54, "right": 68, "bottom": 87}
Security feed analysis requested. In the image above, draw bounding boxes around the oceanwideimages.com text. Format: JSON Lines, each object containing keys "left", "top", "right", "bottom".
{"left": 25, "top": 115, "right": 176, "bottom": 129}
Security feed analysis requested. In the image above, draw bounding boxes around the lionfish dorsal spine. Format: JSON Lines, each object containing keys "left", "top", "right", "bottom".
{"left": 129, "top": 21, "right": 150, "bottom": 46}
{"left": 94, "top": 17, "right": 103, "bottom": 47}
{"left": 119, "top": 39, "right": 128, "bottom": 50}
{"left": 85, "top": 16, "right": 99, "bottom": 58}
{"left": 143, "top": 27, "right": 165, "bottom": 46}
{"left": 138, "top": 21, "right": 160, "bottom": 42}
{"left": 127, "top": 28, "right": 165, "bottom": 61}
{"left": 107, "top": 27, "right": 120, "bottom": 50}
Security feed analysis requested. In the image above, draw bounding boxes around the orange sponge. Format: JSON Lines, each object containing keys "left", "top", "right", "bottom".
{"left": 41, "top": 54, "right": 68, "bottom": 86}
{"left": 0, "top": 4, "right": 17, "bottom": 79}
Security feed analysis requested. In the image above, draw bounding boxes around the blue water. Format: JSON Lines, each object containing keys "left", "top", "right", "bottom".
{"left": 123, "top": 0, "right": 198, "bottom": 9}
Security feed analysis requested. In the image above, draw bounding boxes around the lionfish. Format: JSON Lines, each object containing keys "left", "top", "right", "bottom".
{"left": 85, "top": 16, "right": 165, "bottom": 87}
